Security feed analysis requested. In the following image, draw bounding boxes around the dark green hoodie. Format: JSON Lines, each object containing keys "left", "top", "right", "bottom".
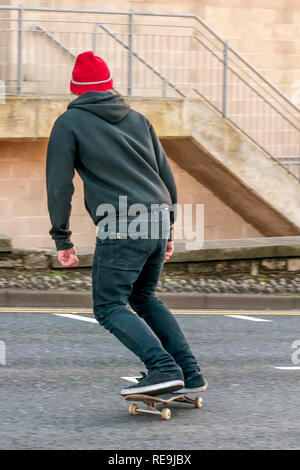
{"left": 46, "top": 91, "right": 177, "bottom": 250}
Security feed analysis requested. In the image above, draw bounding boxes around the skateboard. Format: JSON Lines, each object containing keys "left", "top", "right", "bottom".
{"left": 125, "top": 391, "right": 204, "bottom": 421}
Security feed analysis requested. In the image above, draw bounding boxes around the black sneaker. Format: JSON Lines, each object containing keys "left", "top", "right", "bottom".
{"left": 173, "top": 373, "right": 208, "bottom": 394}
{"left": 121, "top": 369, "right": 184, "bottom": 397}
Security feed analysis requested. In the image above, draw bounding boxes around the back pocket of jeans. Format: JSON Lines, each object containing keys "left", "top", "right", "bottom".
{"left": 96, "top": 237, "right": 148, "bottom": 270}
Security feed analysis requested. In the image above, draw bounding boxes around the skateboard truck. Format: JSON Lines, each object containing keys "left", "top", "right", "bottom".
{"left": 125, "top": 393, "right": 203, "bottom": 421}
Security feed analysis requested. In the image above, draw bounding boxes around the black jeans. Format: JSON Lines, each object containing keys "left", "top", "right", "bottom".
{"left": 92, "top": 209, "right": 200, "bottom": 375}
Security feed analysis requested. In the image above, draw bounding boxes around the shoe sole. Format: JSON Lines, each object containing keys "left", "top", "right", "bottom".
{"left": 121, "top": 379, "right": 184, "bottom": 397}
{"left": 172, "top": 378, "right": 208, "bottom": 394}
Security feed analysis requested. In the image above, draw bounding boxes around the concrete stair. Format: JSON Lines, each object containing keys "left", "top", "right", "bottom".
{"left": 1, "top": 96, "right": 300, "bottom": 246}
{"left": 157, "top": 99, "right": 300, "bottom": 238}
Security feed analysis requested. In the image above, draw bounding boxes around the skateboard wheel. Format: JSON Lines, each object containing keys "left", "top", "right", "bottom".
{"left": 161, "top": 408, "right": 171, "bottom": 420}
{"left": 129, "top": 404, "right": 139, "bottom": 416}
{"left": 194, "top": 397, "right": 203, "bottom": 408}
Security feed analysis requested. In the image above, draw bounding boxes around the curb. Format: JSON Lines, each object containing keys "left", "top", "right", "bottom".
{"left": 0, "top": 289, "right": 299, "bottom": 310}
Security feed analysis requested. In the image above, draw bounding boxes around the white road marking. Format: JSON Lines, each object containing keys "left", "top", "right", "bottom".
{"left": 120, "top": 377, "right": 140, "bottom": 383}
{"left": 38, "top": 312, "right": 300, "bottom": 373}
{"left": 225, "top": 315, "right": 272, "bottom": 322}
{"left": 54, "top": 313, "right": 97, "bottom": 323}
{"left": 54, "top": 312, "right": 273, "bottom": 325}
{"left": 2, "top": 307, "right": 300, "bottom": 315}
{"left": 53, "top": 311, "right": 274, "bottom": 326}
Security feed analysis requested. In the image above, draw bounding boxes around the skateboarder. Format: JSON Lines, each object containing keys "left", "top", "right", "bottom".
{"left": 46, "top": 51, "right": 207, "bottom": 396}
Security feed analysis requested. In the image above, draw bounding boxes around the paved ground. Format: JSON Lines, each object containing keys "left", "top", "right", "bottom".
{"left": 0, "top": 307, "right": 299, "bottom": 450}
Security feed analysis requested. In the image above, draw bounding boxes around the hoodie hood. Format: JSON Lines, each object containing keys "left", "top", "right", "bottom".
{"left": 67, "top": 90, "right": 131, "bottom": 123}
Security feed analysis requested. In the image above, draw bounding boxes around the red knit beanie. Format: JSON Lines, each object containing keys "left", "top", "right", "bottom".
{"left": 70, "top": 51, "right": 113, "bottom": 94}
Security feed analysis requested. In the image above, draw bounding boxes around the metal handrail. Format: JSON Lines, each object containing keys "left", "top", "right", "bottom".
{"left": 31, "top": 22, "right": 185, "bottom": 98}
{"left": 192, "top": 34, "right": 300, "bottom": 121}
{"left": 94, "top": 23, "right": 186, "bottom": 97}
{"left": 31, "top": 24, "right": 76, "bottom": 58}
{"left": 1, "top": 5, "right": 298, "bottom": 107}
{"left": 1, "top": 5, "right": 300, "bottom": 181}
{"left": 192, "top": 87, "right": 299, "bottom": 180}
{"left": 30, "top": 24, "right": 122, "bottom": 96}
{"left": 191, "top": 34, "right": 300, "bottom": 130}
{"left": 2, "top": 4, "right": 293, "bottom": 114}
{"left": 227, "top": 44, "right": 300, "bottom": 115}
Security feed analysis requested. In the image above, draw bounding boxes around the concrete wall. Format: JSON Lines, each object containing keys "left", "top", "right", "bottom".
{"left": 1, "top": 93, "right": 300, "bottom": 250}
{"left": 0, "top": 138, "right": 262, "bottom": 249}
{"left": 2, "top": 95, "right": 300, "bottom": 250}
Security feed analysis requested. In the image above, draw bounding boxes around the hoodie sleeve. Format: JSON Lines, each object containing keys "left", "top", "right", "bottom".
{"left": 46, "top": 116, "right": 77, "bottom": 251}
{"left": 147, "top": 120, "right": 177, "bottom": 242}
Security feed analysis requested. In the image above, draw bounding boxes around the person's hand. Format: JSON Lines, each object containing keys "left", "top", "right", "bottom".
{"left": 164, "top": 241, "right": 174, "bottom": 262}
{"left": 57, "top": 247, "right": 79, "bottom": 268}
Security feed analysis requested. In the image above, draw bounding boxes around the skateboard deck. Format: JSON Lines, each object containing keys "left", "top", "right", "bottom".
{"left": 125, "top": 391, "right": 204, "bottom": 421}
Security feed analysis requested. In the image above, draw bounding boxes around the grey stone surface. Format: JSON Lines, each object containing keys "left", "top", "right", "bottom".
{"left": 0, "top": 268, "right": 300, "bottom": 299}
{"left": 0, "top": 257, "right": 23, "bottom": 268}
{"left": 3, "top": 237, "right": 300, "bottom": 272}
{"left": 13, "top": 247, "right": 52, "bottom": 256}
{"left": 0, "top": 233, "right": 12, "bottom": 252}
{"left": 172, "top": 236, "right": 300, "bottom": 262}
{"left": 24, "top": 254, "right": 49, "bottom": 270}
{"left": 261, "top": 258, "right": 286, "bottom": 271}
{"left": 50, "top": 246, "right": 94, "bottom": 268}
{"left": 44, "top": 237, "right": 300, "bottom": 266}
{"left": 287, "top": 258, "right": 300, "bottom": 272}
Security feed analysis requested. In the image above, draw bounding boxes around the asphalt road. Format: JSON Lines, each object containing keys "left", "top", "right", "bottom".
{"left": 0, "top": 308, "right": 299, "bottom": 450}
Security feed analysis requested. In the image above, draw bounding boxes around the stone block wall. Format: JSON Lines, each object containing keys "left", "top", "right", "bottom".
{"left": 0, "top": 138, "right": 262, "bottom": 249}
{"left": 1, "top": 234, "right": 300, "bottom": 279}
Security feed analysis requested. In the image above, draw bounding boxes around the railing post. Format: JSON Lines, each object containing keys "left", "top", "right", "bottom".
{"left": 128, "top": 10, "right": 134, "bottom": 96}
{"left": 17, "top": 5, "right": 24, "bottom": 95}
{"left": 92, "top": 22, "right": 98, "bottom": 53}
{"left": 162, "top": 78, "right": 167, "bottom": 97}
{"left": 222, "top": 40, "right": 228, "bottom": 119}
